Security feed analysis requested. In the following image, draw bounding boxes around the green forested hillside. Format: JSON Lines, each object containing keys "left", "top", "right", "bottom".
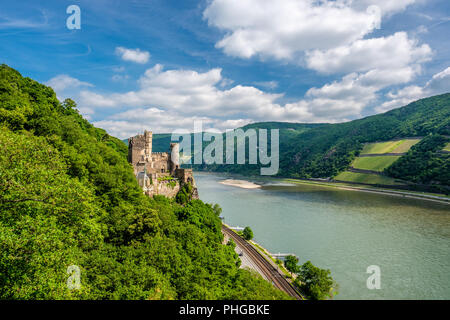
{"left": 280, "top": 94, "right": 449, "bottom": 179}
{"left": 385, "top": 135, "right": 449, "bottom": 186}
{"left": 190, "top": 94, "right": 450, "bottom": 190}
{"left": 126, "top": 122, "right": 324, "bottom": 154}
{"left": 0, "top": 64, "right": 289, "bottom": 299}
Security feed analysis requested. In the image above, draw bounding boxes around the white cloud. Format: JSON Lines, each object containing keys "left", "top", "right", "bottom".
{"left": 425, "top": 67, "right": 450, "bottom": 95}
{"left": 203, "top": 0, "right": 381, "bottom": 61}
{"left": 306, "top": 32, "right": 432, "bottom": 74}
{"left": 377, "top": 85, "right": 425, "bottom": 112}
{"left": 80, "top": 64, "right": 284, "bottom": 119}
{"left": 219, "top": 78, "right": 234, "bottom": 87}
{"left": 203, "top": 0, "right": 417, "bottom": 63}
{"left": 202, "top": 0, "right": 431, "bottom": 119}
{"left": 45, "top": 75, "right": 94, "bottom": 119}
{"left": 115, "top": 47, "right": 150, "bottom": 64}
{"left": 350, "top": 0, "right": 416, "bottom": 15}
{"left": 302, "top": 64, "right": 428, "bottom": 118}
{"left": 79, "top": 91, "right": 117, "bottom": 108}
{"left": 253, "top": 81, "right": 278, "bottom": 90}
{"left": 50, "top": 64, "right": 448, "bottom": 139}
{"left": 92, "top": 107, "right": 255, "bottom": 139}
{"left": 94, "top": 108, "right": 212, "bottom": 138}
{"left": 80, "top": 65, "right": 373, "bottom": 138}
{"left": 46, "top": 74, "right": 93, "bottom": 93}
{"left": 377, "top": 67, "right": 450, "bottom": 112}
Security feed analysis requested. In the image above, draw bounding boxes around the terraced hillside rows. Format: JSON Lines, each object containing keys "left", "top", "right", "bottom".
{"left": 360, "top": 139, "right": 420, "bottom": 155}
{"left": 352, "top": 156, "right": 401, "bottom": 172}
{"left": 335, "top": 139, "right": 421, "bottom": 186}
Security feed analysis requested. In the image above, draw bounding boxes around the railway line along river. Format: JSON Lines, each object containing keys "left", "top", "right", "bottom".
{"left": 194, "top": 172, "right": 450, "bottom": 300}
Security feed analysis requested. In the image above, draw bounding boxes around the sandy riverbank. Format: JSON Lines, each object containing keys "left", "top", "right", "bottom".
{"left": 284, "top": 178, "right": 450, "bottom": 205}
{"left": 219, "top": 179, "right": 261, "bottom": 189}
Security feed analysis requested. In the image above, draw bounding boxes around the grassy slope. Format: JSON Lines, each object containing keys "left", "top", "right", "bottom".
{"left": 392, "top": 139, "right": 421, "bottom": 153}
{"left": 337, "top": 139, "right": 420, "bottom": 186}
{"left": 334, "top": 172, "right": 403, "bottom": 185}
{"left": 361, "top": 139, "right": 420, "bottom": 154}
{"left": 352, "top": 156, "right": 401, "bottom": 172}
{"left": 385, "top": 134, "right": 449, "bottom": 189}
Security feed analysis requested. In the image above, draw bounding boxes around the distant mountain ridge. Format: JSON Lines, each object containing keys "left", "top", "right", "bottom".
{"left": 140, "top": 93, "right": 450, "bottom": 192}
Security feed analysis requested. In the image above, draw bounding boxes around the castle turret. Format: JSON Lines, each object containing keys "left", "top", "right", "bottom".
{"left": 128, "top": 130, "right": 153, "bottom": 175}
{"left": 144, "top": 130, "right": 152, "bottom": 161}
{"left": 128, "top": 129, "right": 197, "bottom": 199}
{"left": 170, "top": 143, "right": 180, "bottom": 173}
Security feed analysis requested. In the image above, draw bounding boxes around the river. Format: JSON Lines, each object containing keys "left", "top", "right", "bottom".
{"left": 194, "top": 172, "right": 450, "bottom": 300}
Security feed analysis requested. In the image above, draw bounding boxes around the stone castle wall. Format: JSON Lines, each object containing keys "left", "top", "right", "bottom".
{"left": 129, "top": 130, "right": 198, "bottom": 199}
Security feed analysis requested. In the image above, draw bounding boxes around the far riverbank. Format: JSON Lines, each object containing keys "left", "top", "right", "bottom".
{"left": 198, "top": 171, "right": 450, "bottom": 205}
{"left": 283, "top": 178, "right": 450, "bottom": 205}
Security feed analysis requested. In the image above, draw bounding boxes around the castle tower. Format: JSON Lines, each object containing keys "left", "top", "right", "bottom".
{"left": 128, "top": 130, "right": 153, "bottom": 175}
{"left": 144, "top": 130, "right": 152, "bottom": 162}
{"left": 170, "top": 143, "right": 180, "bottom": 173}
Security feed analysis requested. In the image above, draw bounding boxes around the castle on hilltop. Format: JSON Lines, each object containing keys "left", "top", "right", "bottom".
{"left": 128, "top": 130, "right": 198, "bottom": 199}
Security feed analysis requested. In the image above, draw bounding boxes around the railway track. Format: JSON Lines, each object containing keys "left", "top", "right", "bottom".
{"left": 222, "top": 225, "right": 303, "bottom": 300}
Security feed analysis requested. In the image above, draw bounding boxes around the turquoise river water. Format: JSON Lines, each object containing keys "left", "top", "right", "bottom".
{"left": 194, "top": 172, "right": 450, "bottom": 300}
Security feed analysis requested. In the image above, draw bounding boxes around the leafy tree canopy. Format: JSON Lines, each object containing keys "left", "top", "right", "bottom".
{"left": 0, "top": 64, "right": 289, "bottom": 300}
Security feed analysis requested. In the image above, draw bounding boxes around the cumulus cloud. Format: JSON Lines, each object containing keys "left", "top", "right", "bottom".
{"left": 377, "top": 67, "right": 450, "bottom": 112}
{"left": 115, "top": 47, "right": 150, "bottom": 64}
{"left": 306, "top": 32, "right": 432, "bottom": 74}
{"left": 201, "top": 0, "right": 431, "bottom": 121}
{"left": 93, "top": 106, "right": 254, "bottom": 139}
{"left": 253, "top": 81, "right": 278, "bottom": 90}
{"left": 46, "top": 74, "right": 93, "bottom": 93}
{"left": 47, "top": 64, "right": 448, "bottom": 139}
{"left": 203, "top": 0, "right": 374, "bottom": 60}
{"left": 80, "top": 64, "right": 285, "bottom": 119}
{"left": 202, "top": 0, "right": 438, "bottom": 123}
{"left": 78, "top": 65, "right": 376, "bottom": 137}
{"left": 425, "top": 67, "right": 450, "bottom": 94}
{"left": 350, "top": 0, "right": 416, "bottom": 15}
{"left": 203, "top": 0, "right": 417, "bottom": 61}
{"left": 45, "top": 75, "right": 94, "bottom": 113}
{"left": 41, "top": 0, "right": 441, "bottom": 139}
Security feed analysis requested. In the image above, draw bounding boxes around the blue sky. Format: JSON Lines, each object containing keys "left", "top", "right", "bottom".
{"left": 1, "top": 0, "right": 449, "bottom": 138}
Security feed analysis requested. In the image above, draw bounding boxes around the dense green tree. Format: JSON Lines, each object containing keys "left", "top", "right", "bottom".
{"left": 212, "top": 203, "right": 222, "bottom": 216}
{"left": 242, "top": 227, "right": 254, "bottom": 241}
{"left": 284, "top": 255, "right": 299, "bottom": 275}
{"left": 175, "top": 183, "right": 193, "bottom": 205}
{"left": 295, "top": 261, "right": 336, "bottom": 300}
{"left": 385, "top": 134, "right": 449, "bottom": 190}
{"left": 0, "top": 64, "right": 290, "bottom": 300}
